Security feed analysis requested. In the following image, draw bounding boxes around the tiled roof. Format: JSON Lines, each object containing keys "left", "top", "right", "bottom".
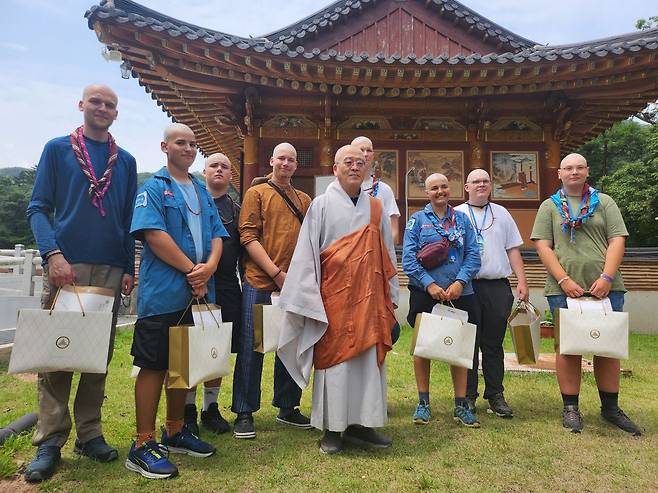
{"left": 86, "top": 0, "right": 658, "bottom": 66}
{"left": 263, "top": 0, "right": 536, "bottom": 51}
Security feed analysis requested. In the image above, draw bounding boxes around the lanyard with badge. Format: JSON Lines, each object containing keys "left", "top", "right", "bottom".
{"left": 467, "top": 204, "right": 490, "bottom": 256}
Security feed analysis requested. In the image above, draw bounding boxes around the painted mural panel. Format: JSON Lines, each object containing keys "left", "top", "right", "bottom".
{"left": 373, "top": 150, "right": 398, "bottom": 198}
{"left": 490, "top": 151, "right": 540, "bottom": 200}
{"left": 406, "top": 150, "right": 464, "bottom": 200}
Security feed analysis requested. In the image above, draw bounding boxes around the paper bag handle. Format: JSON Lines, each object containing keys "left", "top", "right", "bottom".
{"left": 199, "top": 297, "right": 221, "bottom": 329}
{"left": 49, "top": 283, "right": 86, "bottom": 316}
{"left": 575, "top": 293, "right": 610, "bottom": 316}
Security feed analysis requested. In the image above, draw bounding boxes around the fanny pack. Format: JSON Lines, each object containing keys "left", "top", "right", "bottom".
{"left": 416, "top": 237, "right": 450, "bottom": 270}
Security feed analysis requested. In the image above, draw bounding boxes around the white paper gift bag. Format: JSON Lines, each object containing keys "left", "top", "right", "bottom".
{"left": 53, "top": 285, "right": 115, "bottom": 313}
{"left": 410, "top": 312, "right": 477, "bottom": 369}
{"left": 431, "top": 303, "right": 469, "bottom": 323}
{"left": 253, "top": 293, "right": 284, "bottom": 353}
{"left": 557, "top": 298, "right": 629, "bottom": 360}
{"left": 9, "top": 286, "right": 113, "bottom": 374}
{"left": 168, "top": 303, "right": 232, "bottom": 389}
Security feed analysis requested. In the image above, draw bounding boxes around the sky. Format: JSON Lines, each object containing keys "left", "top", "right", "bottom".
{"left": 0, "top": 0, "right": 656, "bottom": 173}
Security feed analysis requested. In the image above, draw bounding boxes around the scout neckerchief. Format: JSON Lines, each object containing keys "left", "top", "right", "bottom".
{"left": 467, "top": 203, "right": 492, "bottom": 256}
{"left": 366, "top": 175, "right": 380, "bottom": 198}
{"left": 549, "top": 183, "right": 600, "bottom": 243}
{"left": 425, "top": 205, "right": 464, "bottom": 248}
{"left": 70, "top": 126, "right": 118, "bottom": 217}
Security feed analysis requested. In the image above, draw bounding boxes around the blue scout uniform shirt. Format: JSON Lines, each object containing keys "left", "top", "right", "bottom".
{"left": 131, "top": 166, "right": 228, "bottom": 318}
{"left": 27, "top": 135, "right": 137, "bottom": 274}
{"left": 402, "top": 204, "right": 481, "bottom": 295}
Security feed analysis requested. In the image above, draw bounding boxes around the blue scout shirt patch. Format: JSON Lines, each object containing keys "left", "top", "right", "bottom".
{"left": 134, "top": 191, "right": 147, "bottom": 208}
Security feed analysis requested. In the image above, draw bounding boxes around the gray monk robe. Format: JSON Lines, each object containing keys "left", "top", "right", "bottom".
{"left": 277, "top": 180, "right": 399, "bottom": 432}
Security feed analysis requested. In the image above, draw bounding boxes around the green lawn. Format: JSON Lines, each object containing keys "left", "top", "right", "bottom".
{"left": 1, "top": 328, "right": 656, "bottom": 492}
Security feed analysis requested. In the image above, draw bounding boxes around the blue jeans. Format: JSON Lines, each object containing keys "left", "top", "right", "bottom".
{"left": 231, "top": 280, "right": 302, "bottom": 414}
{"left": 547, "top": 291, "right": 625, "bottom": 318}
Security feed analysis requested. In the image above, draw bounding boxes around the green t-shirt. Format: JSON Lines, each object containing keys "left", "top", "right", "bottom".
{"left": 530, "top": 192, "right": 628, "bottom": 296}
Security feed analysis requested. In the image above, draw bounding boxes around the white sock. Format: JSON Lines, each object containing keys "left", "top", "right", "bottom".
{"left": 203, "top": 385, "right": 220, "bottom": 411}
{"left": 186, "top": 387, "right": 197, "bottom": 406}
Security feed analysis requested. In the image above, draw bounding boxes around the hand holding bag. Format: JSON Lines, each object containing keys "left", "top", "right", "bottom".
{"left": 508, "top": 300, "right": 541, "bottom": 365}
{"left": 410, "top": 309, "right": 477, "bottom": 369}
{"left": 168, "top": 300, "right": 233, "bottom": 389}
{"left": 9, "top": 285, "right": 113, "bottom": 374}
{"left": 557, "top": 297, "right": 629, "bottom": 360}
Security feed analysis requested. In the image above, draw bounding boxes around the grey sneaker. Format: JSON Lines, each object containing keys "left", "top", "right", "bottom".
{"left": 562, "top": 405, "right": 583, "bottom": 433}
{"left": 487, "top": 393, "right": 513, "bottom": 419}
{"left": 184, "top": 404, "right": 199, "bottom": 436}
{"left": 601, "top": 407, "right": 642, "bottom": 436}
{"left": 343, "top": 425, "right": 392, "bottom": 449}
{"left": 276, "top": 408, "right": 312, "bottom": 429}
{"left": 319, "top": 431, "right": 343, "bottom": 454}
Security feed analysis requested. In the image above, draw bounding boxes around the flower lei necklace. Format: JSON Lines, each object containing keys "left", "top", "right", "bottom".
{"left": 70, "top": 126, "right": 118, "bottom": 217}
{"left": 549, "top": 183, "right": 600, "bottom": 243}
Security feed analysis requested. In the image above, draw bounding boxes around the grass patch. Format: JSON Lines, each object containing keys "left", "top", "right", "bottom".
{"left": 1, "top": 327, "right": 656, "bottom": 492}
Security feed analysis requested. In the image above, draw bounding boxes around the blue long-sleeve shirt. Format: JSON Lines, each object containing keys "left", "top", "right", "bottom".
{"left": 26, "top": 135, "right": 137, "bottom": 274}
{"left": 402, "top": 204, "right": 481, "bottom": 295}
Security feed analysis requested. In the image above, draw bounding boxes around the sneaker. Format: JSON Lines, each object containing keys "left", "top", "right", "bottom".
{"left": 233, "top": 412, "right": 256, "bottom": 439}
{"left": 201, "top": 402, "right": 231, "bottom": 434}
{"left": 276, "top": 408, "right": 313, "bottom": 429}
{"left": 413, "top": 401, "right": 431, "bottom": 425}
{"left": 454, "top": 405, "right": 481, "bottom": 428}
{"left": 125, "top": 440, "right": 178, "bottom": 480}
{"left": 184, "top": 403, "right": 200, "bottom": 437}
{"left": 601, "top": 407, "right": 642, "bottom": 436}
{"left": 487, "top": 393, "right": 514, "bottom": 419}
{"left": 562, "top": 404, "right": 583, "bottom": 433}
{"left": 24, "top": 445, "right": 61, "bottom": 483}
{"left": 319, "top": 431, "right": 343, "bottom": 454}
{"left": 74, "top": 435, "right": 118, "bottom": 462}
{"left": 160, "top": 425, "right": 216, "bottom": 458}
{"left": 465, "top": 396, "right": 477, "bottom": 414}
{"left": 343, "top": 425, "right": 392, "bottom": 449}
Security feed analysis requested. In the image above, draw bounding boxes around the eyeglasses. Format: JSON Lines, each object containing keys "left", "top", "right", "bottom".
{"left": 467, "top": 179, "right": 491, "bottom": 185}
{"left": 339, "top": 158, "right": 366, "bottom": 168}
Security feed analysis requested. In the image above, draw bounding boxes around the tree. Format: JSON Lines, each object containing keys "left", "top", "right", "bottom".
{"left": 636, "top": 16, "right": 658, "bottom": 30}
{"left": 0, "top": 170, "right": 36, "bottom": 249}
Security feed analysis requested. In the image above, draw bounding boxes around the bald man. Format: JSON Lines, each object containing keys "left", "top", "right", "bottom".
{"left": 126, "top": 123, "right": 228, "bottom": 479}
{"left": 233, "top": 142, "right": 312, "bottom": 439}
{"left": 532, "top": 153, "right": 641, "bottom": 436}
{"left": 278, "top": 145, "right": 399, "bottom": 453}
{"left": 184, "top": 153, "right": 243, "bottom": 436}
{"left": 455, "top": 169, "right": 528, "bottom": 418}
{"left": 352, "top": 136, "right": 401, "bottom": 244}
{"left": 25, "top": 84, "right": 137, "bottom": 482}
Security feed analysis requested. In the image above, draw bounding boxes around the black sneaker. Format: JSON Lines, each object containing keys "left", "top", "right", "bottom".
{"left": 562, "top": 404, "right": 583, "bottom": 433}
{"left": 74, "top": 435, "right": 118, "bottom": 462}
{"left": 319, "top": 431, "right": 343, "bottom": 454}
{"left": 25, "top": 445, "right": 61, "bottom": 483}
{"left": 487, "top": 393, "right": 513, "bottom": 419}
{"left": 465, "top": 396, "right": 477, "bottom": 414}
{"left": 184, "top": 404, "right": 199, "bottom": 437}
{"left": 601, "top": 407, "right": 642, "bottom": 436}
{"left": 276, "top": 408, "right": 313, "bottom": 429}
{"left": 343, "top": 425, "right": 392, "bottom": 449}
{"left": 233, "top": 412, "right": 256, "bottom": 439}
{"left": 201, "top": 403, "right": 231, "bottom": 434}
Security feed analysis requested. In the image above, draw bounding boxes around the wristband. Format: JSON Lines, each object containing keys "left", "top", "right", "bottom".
{"left": 600, "top": 273, "right": 614, "bottom": 283}
{"left": 557, "top": 276, "right": 570, "bottom": 286}
{"left": 271, "top": 268, "right": 282, "bottom": 279}
{"left": 185, "top": 266, "right": 195, "bottom": 274}
{"left": 44, "top": 249, "right": 63, "bottom": 262}
{"left": 456, "top": 279, "right": 466, "bottom": 287}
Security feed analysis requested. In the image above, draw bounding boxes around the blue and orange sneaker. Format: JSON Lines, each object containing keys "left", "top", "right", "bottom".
{"left": 125, "top": 440, "right": 178, "bottom": 480}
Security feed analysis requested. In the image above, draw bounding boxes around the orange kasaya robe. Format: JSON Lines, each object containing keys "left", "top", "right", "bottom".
{"left": 313, "top": 196, "right": 398, "bottom": 370}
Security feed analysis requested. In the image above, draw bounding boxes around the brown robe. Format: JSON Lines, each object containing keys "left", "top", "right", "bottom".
{"left": 313, "top": 197, "right": 398, "bottom": 370}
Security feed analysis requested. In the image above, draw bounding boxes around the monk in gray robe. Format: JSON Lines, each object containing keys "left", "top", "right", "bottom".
{"left": 277, "top": 145, "right": 399, "bottom": 454}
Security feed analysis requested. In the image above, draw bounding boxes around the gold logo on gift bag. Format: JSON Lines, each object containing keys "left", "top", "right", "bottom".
{"left": 443, "top": 336, "right": 454, "bottom": 346}
{"left": 590, "top": 329, "right": 601, "bottom": 339}
{"left": 55, "top": 336, "right": 70, "bottom": 349}
{"left": 210, "top": 347, "right": 218, "bottom": 359}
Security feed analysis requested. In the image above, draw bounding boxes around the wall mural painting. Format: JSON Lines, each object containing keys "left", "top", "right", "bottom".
{"left": 373, "top": 150, "right": 398, "bottom": 198}
{"left": 406, "top": 151, "right": 464, "bottom": 200}
{"left": 490, "top": 151, "right": 540, "bottom": 200}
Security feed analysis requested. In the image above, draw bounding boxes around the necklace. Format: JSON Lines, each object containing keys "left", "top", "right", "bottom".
{"left": 180, "top": 180, "right": 201, "bottom": 215}
{"left": 218, "top": 194, "right": 237, "bottom": 225}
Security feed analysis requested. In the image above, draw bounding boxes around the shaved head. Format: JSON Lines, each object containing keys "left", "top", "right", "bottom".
{"left": 205, "top": 152, "right": 230, "bottom": 167}
{"left": 351, "top": 136, "right": 373, "bottom": 148}
{"left": 425, "top": 173, "right": 448, "bottom": 189}
{"left": 271, "top": 142, "right": 296, "bottom": 159}
{"left": 351, "top": 136, "right": 374, "bottom": 167}
{"left": 82, "top": 84, "right": 117, "bottom": 103}
{"left": 466, "top": 168, "right": 490, "bottom": 183}
{"left": 163, "top": 123, "right": 194, "bottom": 142}
{"left": 560, "top": 153, "right": 588, "bottom": 168}
{"left": 334, "top": 144, "right": 364, "bottom": 164}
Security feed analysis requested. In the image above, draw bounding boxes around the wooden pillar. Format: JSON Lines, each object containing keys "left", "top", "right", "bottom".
{"left": 543, "top": 124, "right": 561, "bottom": 199}
{"left": 242, "top": 132, "right": 259, "bottom": 192}
{"left": 319, "top": 94, "right": 334, "bottom": 174}
{"left": 467, "top": 124, "right": 484, "bottom": 171}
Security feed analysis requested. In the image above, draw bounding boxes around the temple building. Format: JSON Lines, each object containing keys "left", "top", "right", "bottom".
{"left": 85, "top": 0, "right": 658, "bottom": 243}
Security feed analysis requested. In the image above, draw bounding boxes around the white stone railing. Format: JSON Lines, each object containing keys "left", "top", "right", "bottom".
{"left": 0, "top": 244, "right": 42, "bottom": 296}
